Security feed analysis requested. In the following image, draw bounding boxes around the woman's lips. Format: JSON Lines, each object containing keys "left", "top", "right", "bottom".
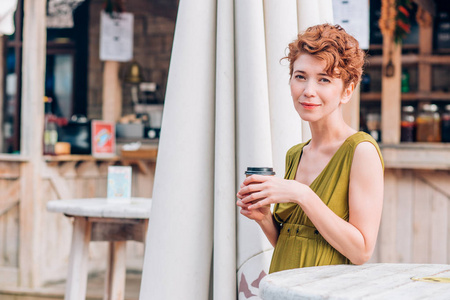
{"left": 300, "top": 102, "right": 321, "bottom": 110}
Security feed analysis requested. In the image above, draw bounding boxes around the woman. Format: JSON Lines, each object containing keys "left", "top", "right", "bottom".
{"left": 236, "top": 24, "right": 384, "bottom": 273}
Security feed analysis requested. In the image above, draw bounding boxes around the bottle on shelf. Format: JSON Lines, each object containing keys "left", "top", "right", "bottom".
{"left": 43, "top": 96, "right": 58, "bottom": 155}
{"left": 401, "top": 105, "right": 416, "bottom": 142}
{"left": 416, "top": 103, "right": 441, "bottom": 143}
{"left": 361, "top": 73, "right": 371, "bottom": 93}
{"left": 401, "top": 69, "right": 410, "bottom": 93}
{"left": 366, "top": 111, "right": 381, "bottom": 142}
{"left": 442, "top": 104, "right": 450, "bottom": 143}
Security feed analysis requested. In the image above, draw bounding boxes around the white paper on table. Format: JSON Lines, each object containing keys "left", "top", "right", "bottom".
{"left": 107, "top": 166, "right": 132, "bottom": 203}
{"left": 332, "top": 0, "right": 370, "bottom": 50}
{"left": 99, "top": 11, "right": 134, "bottom": 62}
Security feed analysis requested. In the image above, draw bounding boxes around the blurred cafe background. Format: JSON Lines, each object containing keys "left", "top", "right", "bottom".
{"left": 0, "top": 0, "right": 450, "bottom": 299}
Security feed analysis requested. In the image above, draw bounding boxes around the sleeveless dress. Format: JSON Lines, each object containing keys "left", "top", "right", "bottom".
{"left": 269, "top": 131, "right": 384, "bottom": 274}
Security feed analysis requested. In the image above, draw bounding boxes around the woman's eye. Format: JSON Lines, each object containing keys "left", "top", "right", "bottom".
{"left": 319, "top": 78, "right": 330, "bottom": 83}
{"left": 295, "top": 75, "right": 305, "bottom": 80}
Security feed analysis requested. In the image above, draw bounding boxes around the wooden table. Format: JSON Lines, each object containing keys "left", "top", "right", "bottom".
{"left": 260, "top": 263, "right": 450, "bottom": 300}
{"left": 47, "top": 198, "right": 152, "bottom": 300}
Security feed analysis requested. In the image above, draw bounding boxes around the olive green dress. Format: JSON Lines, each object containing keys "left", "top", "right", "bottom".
{"left": 269, "top": 131, "right": 384, "bottom": 273}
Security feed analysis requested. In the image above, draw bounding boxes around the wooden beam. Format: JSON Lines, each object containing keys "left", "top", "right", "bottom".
{"left": 58, "top": 161, "right": 78, "bottom": 178}
{"left": 0, "top": 162, "right": 20, "bottom": 178}
{"left": 98, "top": 161, "right": 116, "bottom": 175}
{"left": 102, "top": 61, "right": 122, "bottom": 122}
{"left": 0, "top": 36, "right": 4, "bottom": 151}
{"left": 19, "top": 0, "right": 47, "bottom": 289}
{"left": 381, "top": 38, "right": 402, "bottom": 144}
{"left": 0, "top": 267, "right": 19, "bottom": 287}
{"left": 416, "top": 170, "right": 450, "bottom": 197}
{"left": 0, "top": 180, "right": 20, "bottom": 215}
{"left": 418, "top": 11, "right": 433, "bottom": 93}
{"left": 44, "top": 164, "right": 72, "bottom": 200}
{"left": 343, "top": 83, "right": 360, "bottom": 131}
{"left": 76, "top": 161, "right": 100, "bottom": 177}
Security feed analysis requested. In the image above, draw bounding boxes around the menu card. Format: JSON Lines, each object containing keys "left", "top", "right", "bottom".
{"left": 107, "top": 166, "right": 132, "bottom": 203}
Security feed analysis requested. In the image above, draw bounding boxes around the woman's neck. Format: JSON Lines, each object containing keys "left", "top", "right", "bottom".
{"left": 307, "top": 118, "right": 356, "bottom": 150}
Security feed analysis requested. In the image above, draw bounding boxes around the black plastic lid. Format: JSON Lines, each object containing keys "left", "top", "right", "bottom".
{"left": 245, "top": 167, "right": 275, "bottom": 176}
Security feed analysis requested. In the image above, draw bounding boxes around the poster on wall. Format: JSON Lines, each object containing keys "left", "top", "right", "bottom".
{"left": 91, "top": 120, "right": 116, "bottom": 157}
{"left": 99, "top": 10, "right": 134, "bottom": 61}
{"left": 332, "top": 0, "right": 369, "bottom": 50}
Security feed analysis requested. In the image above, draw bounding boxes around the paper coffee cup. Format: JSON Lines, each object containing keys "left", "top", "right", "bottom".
{"left": 245, "top": 167, "right": 275, "bottom": 177}
{"left": 244, "top": 167, "right": 275, "bottom": 205}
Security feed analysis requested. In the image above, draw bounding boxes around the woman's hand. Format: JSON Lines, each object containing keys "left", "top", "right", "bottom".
{"left": 236, "top": 198, "right": 271, "bottom": 222}
{"left": 236, "top": 175, "right": 311, "bottom": 211}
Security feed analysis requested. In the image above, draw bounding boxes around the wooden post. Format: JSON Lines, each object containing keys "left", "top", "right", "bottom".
{"left": 381, "top": 37, "right": 402, "bottom": 144}
{"left": 102, "top": 61, "right": 122, "bottom": 122}
{"left": 0, "top": 36, "right": 4, "bottom": 150}
{"left": 19, "top": 0, "right": 47, "bottom": 288}
{"left": 343, "top": 83, "right": 360, "bottom": 131}
{"left": 418, "top": 11, "right": 433, "bottom": 93}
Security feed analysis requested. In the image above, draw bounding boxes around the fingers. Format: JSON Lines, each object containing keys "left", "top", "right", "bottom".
{"left": 241, "top": 190, "right": 267, "bottom": 205}
{"left": 237, "top": 187, "right": 259, "bottom": 199}
{"left": 248, "top": 199, "right": 269, "bottom": 210}
{"left": 237, "top": 180, "right": 267, "bottom": 198}
{"left": 239, "top": 206, "right": 263, "bottom": 220}
{"left": 243, "top": 174, "right": 269, "bottom": 185}
{"left": 236, "top": 199, "right": 251, "bottom": 208}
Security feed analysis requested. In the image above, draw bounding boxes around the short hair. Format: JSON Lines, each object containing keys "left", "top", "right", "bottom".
{"left": 285, "top": 24, "right": 365, "bottom": 88}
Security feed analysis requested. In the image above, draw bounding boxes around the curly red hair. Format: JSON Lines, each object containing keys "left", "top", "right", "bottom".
{"left": 285, "top": 24, "right": 365, "bottom": 88}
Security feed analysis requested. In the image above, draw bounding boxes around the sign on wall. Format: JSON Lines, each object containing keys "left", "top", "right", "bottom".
{"left": 91, "top": 120, "right": 116, "bottom": 157}
{"left": 332, "top": 0, "right": 370, "bottom": 50}
{"left": 99, "top": 11, "right": 134, "bottom": 62}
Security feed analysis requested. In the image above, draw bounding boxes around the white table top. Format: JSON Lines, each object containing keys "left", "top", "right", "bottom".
{"left": 260, "top": 263, "right": 450, "bottom": 300}
{"left": 46, "top": 198, "right": 152, "bottom": 219}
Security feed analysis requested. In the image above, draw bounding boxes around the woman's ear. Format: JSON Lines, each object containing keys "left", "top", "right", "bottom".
{"left": 341, "top": 82, "right": 355, "bottom": 104}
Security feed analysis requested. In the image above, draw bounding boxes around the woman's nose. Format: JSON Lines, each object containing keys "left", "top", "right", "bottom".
{"left": 303, "top": 81, "right": 316, "bottom": 97}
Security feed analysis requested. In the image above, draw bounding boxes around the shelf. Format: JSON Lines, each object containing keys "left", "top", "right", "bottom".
{"left": 121, "top": 147, "right": 158, "bottom": 161}
{"left": 381, "top": 143, "right": 450, "bottom": 170}
{"left": 44, "top": 155, "right": 120, "bottom": 162}
{"left": 368, "top": 44, "right": 419, "bottom": 51}
{"left": 117, "top": 138, "right": 159, "bottom": 145}
{"left": 366, "top": 54, "right": 450, "bottom": 67}
{"left": 0, "top": 154, "right": 29, "bottom": 162}
{"left": 361, "top": 92, "right": 450, "bottom": 102}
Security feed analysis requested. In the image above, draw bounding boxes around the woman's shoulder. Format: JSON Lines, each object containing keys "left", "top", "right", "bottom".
{"left": 286, "top": 141, "right": 308, "bottom": 157}
{"left": 346, "top": 131, "right": 378, "bottom": 146}
{"left": 348, "top": 131, "right": 384, "bottom": 169}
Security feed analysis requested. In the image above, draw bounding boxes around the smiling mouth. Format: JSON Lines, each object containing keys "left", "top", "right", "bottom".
{"left": 300, "top": 103, "right": 321, "bottom": 109}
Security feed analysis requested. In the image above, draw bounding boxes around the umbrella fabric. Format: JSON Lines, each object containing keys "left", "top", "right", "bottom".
{"left": 140, "top": 1, "right": 332, "bottom": 299}
{"left": 0, "top": 0, "right": 18, "bottom": 36}
{"left": 139, "top": 1, "right": 216, "bottom": 299}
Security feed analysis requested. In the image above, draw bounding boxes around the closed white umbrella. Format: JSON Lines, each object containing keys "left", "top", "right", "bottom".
{"left": 235, "top": 1, "right": 299, "bottom": 299}
{"left": 235, "top": 1, "right": 273, "bottom": 289}
{"left": 213, "top": 0, "right": 236, "bottom": 299}
{"left": 0, "top": 0, "right": 18, "bottom": 35}
{"left": 139, "top": 1, "right": 216, "bottom": 299}
{"left": 140, "top": 1, "right": 334, "bottom": 299}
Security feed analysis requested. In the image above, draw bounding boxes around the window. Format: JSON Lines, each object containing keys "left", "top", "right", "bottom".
{"left": 1, "top": 0, "right": 89, "bottom": 154}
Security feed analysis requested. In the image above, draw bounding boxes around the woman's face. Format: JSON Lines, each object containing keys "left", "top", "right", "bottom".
{"left": 290, "top": 54, "right": 353, "bottom": 123}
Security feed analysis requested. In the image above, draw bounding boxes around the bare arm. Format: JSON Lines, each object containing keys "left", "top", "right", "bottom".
{"left": 239, "top": 142, "right": 384, "bottom": 264}
{"left": 256, "top": 213, "right": 280, "bottom": 247}
{"left": 236, "top": 197, "right": 280, "bottom": 247}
